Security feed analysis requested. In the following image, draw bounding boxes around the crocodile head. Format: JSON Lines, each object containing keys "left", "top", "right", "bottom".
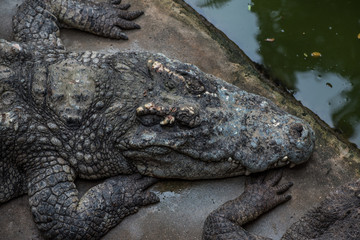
{"left": 121, "top": 55, "right": 315, "bottom": 179}
{"left": 0, "top": 53, "right": 315, "bottom": 181}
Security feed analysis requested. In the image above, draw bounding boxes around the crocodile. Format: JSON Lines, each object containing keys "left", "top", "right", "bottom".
{"left": 203, "top": 173, "right": 360, "bottom": 240}
{"left": 0, "top": 0, "right": 315, "bottom": 239}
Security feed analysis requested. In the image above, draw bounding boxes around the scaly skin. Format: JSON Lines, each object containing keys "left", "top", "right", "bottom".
{"left": 203, "top": 174, "right": 360, "bottom": 240}
{"left": 1, "top": 0, "right": 315, "bottom": 239}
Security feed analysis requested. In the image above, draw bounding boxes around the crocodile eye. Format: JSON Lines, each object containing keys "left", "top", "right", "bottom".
{"left": 138, "top": 114, "right": 163, "bottom": 127}
{"left": 176, "top": 69, "right": 205, "bottom": 95}
{"left": 174, "top": 106, "right": 199, "bottom": 128}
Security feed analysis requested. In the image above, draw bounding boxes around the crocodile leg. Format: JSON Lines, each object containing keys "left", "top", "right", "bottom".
{"left": 12, "top": 0, "right": 65, "bottom": 55}
{"left": 0, "top": 162, "right": 27, "bottom": 204}
{"left": 11, "top": 0, "right": 142, "bottom": 56}
{"left": 27, "top": 158, "right": 159, "bottom": 240}
{"left": 203, "top": 171, "right": 293, "bottom": 240}
{"left": 47, "top": 0, "right": 143, "bottom": 40}
{"left": 87, "top": 0, "right": 133, "bottom": 10}
{"left": 282, "top": 179, "right": 360, "bottom": 240}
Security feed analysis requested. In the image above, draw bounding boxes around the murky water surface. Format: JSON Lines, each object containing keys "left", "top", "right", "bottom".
{"left": 185, "top": 0, "right": 360, "bottom": 146}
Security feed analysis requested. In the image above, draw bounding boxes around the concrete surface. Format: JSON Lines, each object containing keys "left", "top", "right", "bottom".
{"left": 0, "top": 0, "right": 359, "bottom": 239}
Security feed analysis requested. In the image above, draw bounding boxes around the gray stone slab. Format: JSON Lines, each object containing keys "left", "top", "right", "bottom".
{"left": 0, "top": 0, "right": 359, "bottom": 239}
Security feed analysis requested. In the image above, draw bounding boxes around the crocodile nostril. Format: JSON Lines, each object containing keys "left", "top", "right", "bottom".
{"left": 291, "top": 123, "right": 304, "bottom": 138}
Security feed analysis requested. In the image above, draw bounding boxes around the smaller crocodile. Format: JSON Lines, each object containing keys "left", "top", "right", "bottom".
{"left": 203, "top": 173, "right": 360, "bottom": 240}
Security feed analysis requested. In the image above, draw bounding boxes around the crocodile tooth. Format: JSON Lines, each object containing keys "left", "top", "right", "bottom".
{"left": 136, "top": 106, "right": 144, "bottom": 114}
{"left": 281, "top": 156, "right": 289, "bottom": 162}
{"left": 245, "top": 170, "right": 251, "bottom": 176}
{"left": 160, "top": 115, "right": 175, "bottom": 126}
{"left": 152, "top": 61, "right": 162, "bottom": 70}
{"left": 13, "top": 122, "right": 19, "bottom": 131}
{"left": 144, "top": 102, "right": 154, "bottom": 109}
{"left": 289, "top": 163, "right": 296, "bottom": 168}
{"left": 12, "top": 43, "right": 22, "bottom": 50}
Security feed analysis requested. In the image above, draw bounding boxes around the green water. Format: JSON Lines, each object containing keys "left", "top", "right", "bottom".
{"left": 185, "top": 0, "right": 360, "bottom": 146}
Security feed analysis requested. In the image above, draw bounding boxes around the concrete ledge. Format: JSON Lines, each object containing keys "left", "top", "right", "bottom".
{"left": 0, "top": 0, "right": 359, "bottom": 239}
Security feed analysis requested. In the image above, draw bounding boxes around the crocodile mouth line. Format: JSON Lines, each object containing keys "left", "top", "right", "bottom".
{"left": 127, "top": 148, "right": 292, "bottom": 177}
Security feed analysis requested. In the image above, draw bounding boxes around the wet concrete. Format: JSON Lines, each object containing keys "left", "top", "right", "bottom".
{"left": 0, "top": 0, "right": 359, "bottom": 239}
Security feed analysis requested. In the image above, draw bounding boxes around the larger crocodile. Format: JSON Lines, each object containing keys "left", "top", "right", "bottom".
{"left": 0, "top": 0, "right": 315, "bottom": 239}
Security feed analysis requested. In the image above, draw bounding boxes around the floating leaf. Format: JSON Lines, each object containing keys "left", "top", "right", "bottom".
{"left": 304, "top": 53, "right": 308, "bottom": 57}
{"left": 326, "top": 82, "right": 333, "bottom": 88}
{"left": 311, "top": 52, "right": 322, "bottom": 57}
{"left": 265, "top": 38, "right": 275, "bottom": 42}
{"left": 248, "top": 4, "right": 251, "bottom": 11}
{"left": 357, "top": 33, "right": 360, "bottom": 39}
